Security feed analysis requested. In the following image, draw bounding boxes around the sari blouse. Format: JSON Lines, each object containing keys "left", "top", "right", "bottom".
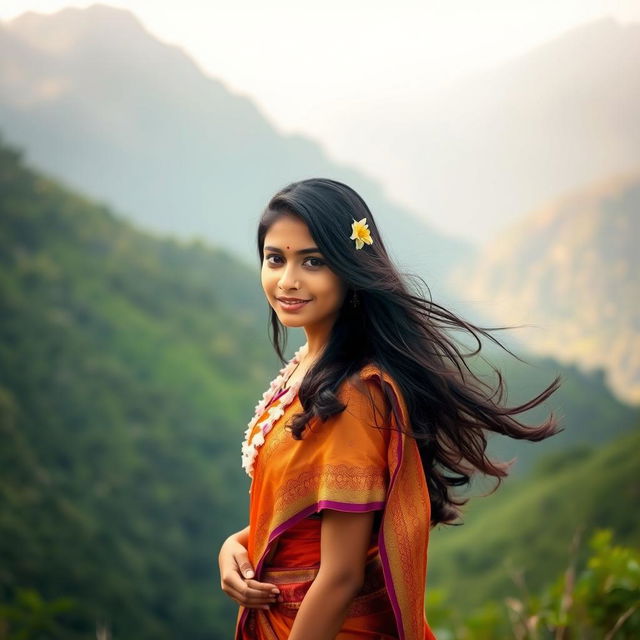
{"left": 235, "top": 363, "right": 436, "bottom": 640}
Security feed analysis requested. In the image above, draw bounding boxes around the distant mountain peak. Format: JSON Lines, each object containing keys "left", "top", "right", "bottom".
{"left": 7, "top": 3, "right": 153, "bottom": 54}
{"left": 452, "top": 171, "right": 640, "bottom": 405}
{"left": 10, "top": 2, "right": 146, "bottom": 30}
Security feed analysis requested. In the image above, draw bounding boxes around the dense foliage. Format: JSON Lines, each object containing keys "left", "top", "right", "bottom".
{"left": 427, "top": 526, "right": 640, "bottom": 639}
{"left": 428, "top": 427, "right": 640, "bottom": 616}
{"left": 1, "top": 135, "right": 637, "bottom": 638}
{"left": 0, "top": 136, "right": 278, "bottom": 638}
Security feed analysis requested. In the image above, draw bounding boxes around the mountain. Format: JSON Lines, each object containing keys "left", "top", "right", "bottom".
{"left": 3, "top": 5, "right": 638, "bottom": 406}
{"left": 4, "top": 10, "right": 638, "bottom": 249}
{"left": 1, "top": 132, "right": 638, "bottom": 637}
{"left": 449, "top": 171, "right": 640, "bottom": 405}
{"left": 361, "top": 16, "right": 640, "bottom": 243}
{"left": 0, "top": 2, "right": 468, "bottom": 296}
{"left": 428, "top": 426, "right": 640, "bottom": 617}
{"left": 0, "top": 132, "right": 280, "bottom": 639}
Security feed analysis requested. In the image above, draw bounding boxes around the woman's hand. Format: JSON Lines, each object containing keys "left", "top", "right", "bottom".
{"left": 218, "top": 534, "right": 281, "bottom": 610}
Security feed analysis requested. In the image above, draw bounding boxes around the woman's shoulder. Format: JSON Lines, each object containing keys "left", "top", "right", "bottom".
{"left": 342, "top": 362, "right": 398, "bottom": 395}
{"left": 338, "top": 363, "right": 397, "bottom": 421}
{"left": 341, "top": 363, "right": 409, "bottom": 429}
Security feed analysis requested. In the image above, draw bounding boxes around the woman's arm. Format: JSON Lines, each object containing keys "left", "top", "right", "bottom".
{"left": 288, "top": 509, "right": 376, "bottom": 640}
{"left": 228, "top": 524, "right": 250, "bottom": 549}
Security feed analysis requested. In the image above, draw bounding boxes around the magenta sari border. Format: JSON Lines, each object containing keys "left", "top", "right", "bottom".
{"left": 235, "top": 498, "right": 386, "bottom": 639}
{"left": 272, "top": 500, "right": 385, "bottom": 538}
{"left": 316, "top": 499, "right": 385, "bottom": 512}
{"left": 377, "top": 374, "right": 407, "bottom": 640}
{"left": 237, "top": 369, "right": 408, "bottom": 640}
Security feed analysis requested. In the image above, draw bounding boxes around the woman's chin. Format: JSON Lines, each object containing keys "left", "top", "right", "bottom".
{"left": 278, "top": 316, "right": 307, "bottom": 328}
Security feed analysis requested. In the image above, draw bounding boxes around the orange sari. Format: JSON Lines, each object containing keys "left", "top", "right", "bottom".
{"left": 235, "top": 364, "right": 437, "bottom": 640}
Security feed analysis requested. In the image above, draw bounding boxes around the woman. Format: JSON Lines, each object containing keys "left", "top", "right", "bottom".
{"left": 218, "top": 178, "right": 563, "bottom": 639}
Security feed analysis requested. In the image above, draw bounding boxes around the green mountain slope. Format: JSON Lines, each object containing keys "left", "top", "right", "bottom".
{"left": 1, "top": 133, "right": 637, "bottom": 638}
{"left": 478, "top": 349, "right": 639, "bottom": 478}
{"left": 0, "top": 134, "right": 282, "bottom": 639}
{"left": 428, "top": 426, "right": 640, "bottom": 617}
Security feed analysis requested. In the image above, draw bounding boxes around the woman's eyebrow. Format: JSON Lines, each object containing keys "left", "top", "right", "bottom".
{"left": 264, "top": 245, "right": 322, "bottom": 255}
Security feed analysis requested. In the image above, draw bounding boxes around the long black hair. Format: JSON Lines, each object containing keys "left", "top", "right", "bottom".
{"left": 257, "top": 178, "right": 563, "bottom": 527}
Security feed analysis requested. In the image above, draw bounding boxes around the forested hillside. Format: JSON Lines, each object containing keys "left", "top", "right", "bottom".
{"left": 428, "top": 427, "right": 640, "bottom": 616}
{"left": 1, "top": 134, "right": 637, "bottom": 638}
{"left": 0, "top": 135, "right": 280, "bottom": 638}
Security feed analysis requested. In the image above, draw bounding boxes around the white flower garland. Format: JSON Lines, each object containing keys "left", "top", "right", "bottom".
{"left": 241, "top": 343, "right": 307, "bottom": 479}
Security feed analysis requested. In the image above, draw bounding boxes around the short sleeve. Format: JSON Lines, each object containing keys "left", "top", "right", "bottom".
{"left": 300, "top": 374, "right": 392, "bottom": 512}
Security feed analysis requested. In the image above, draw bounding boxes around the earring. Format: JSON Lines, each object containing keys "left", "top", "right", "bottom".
{"left": 350, "top": 290, "right": 359, "bottom": 308}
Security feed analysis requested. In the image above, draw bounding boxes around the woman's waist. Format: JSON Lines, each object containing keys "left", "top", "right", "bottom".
{"left": 264, "top": 517, "right": 379, "bottom": 570}
{"left": 261, "top": 552, "right": 390, "bottom": 618}
{"left": 262, "top": 549, "right": 384, "bottom": 582}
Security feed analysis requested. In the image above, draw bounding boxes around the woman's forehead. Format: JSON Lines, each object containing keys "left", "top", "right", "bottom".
{"left": 264, "top": 215, "right": 314, "bottom": 247}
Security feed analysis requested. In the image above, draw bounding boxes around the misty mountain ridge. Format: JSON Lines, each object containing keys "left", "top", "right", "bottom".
{"left": 0, "top": 2, "right": 469, "bottom": 304}
{"left": 450, "top": 170, "right": 640, "bottom": 405}
{"left": 366, "top": 16, "right": 640, "bottom": 244}
{"left": 1, "top": 133, "right": 638, "bottom": 636}
{"left": 1, "top": 3, "right": 637, "bottom": 406}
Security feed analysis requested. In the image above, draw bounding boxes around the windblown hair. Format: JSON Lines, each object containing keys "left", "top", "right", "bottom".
{"left": 257, "top": 178, "right": 564, "bottom": 528}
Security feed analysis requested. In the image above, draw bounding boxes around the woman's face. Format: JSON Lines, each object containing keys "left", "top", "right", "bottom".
{"left": 261, "top": 214, "right": 348, "bottom": 331}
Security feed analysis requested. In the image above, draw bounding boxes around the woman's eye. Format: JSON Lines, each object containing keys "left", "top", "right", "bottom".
{"left": 265, "top": 254, "right": 324, "bottom": 268}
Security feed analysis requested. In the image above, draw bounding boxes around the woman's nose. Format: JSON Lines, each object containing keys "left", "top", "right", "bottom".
{"left": 278, "top": 265, "right": 300, "bottom": 289}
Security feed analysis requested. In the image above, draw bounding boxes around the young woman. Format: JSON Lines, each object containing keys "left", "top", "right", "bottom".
{"left": 218, "top": 178, "right": 563, "bottom": 639}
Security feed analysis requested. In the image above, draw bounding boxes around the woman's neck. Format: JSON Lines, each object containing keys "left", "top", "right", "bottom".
{"left": 303, "top": 323, "right": 332, "bottom": 362}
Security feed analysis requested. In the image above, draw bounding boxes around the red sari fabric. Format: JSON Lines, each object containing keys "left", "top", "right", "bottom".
{"left": 243, "top": 516, "right": 401, "bottom": 638}
{"left": 235, "top": 364, "right": 437, "bottom": 639}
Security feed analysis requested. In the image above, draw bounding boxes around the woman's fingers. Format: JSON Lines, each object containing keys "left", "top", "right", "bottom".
{"left": 221, "top": 574, "right": 281, "bottom": 607}
{"left": 234, "top": 548, "right": 257, "bottom": 579}
{"left": 236, "top": 557, "right": 255, "bottom": 579}
{"left": 224, "top": 585, "right": 277, "bottom": 608}
{"left": 218, "top": 538, "right": 281, "bottom": 609}
{"left": 245, "top": 578, "right": 281, "bottom": 597}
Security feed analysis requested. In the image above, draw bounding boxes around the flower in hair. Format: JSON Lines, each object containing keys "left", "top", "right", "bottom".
{"left": 350, "top": 217, "right": 373, "bottom": 250}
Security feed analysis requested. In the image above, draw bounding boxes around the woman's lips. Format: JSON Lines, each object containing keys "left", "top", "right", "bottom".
{"left": 277, "top": 298, "right": 311, "bottom": 312}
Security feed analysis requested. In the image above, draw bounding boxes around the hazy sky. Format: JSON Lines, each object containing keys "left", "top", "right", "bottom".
{"left": 2, "top": 1, "right": 639, "bottom": 225}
